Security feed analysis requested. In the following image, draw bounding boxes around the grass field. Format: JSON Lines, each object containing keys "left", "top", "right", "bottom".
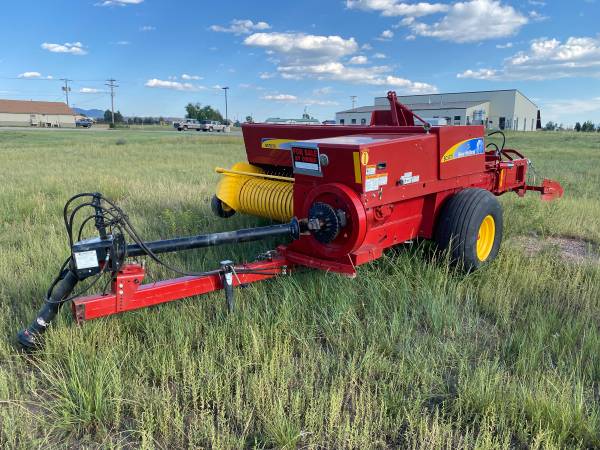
{"left": 0, "top": 128, "right": 599, "bottom": 449}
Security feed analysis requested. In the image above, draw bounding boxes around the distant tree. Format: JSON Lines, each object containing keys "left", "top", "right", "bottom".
{"left": 575, "top": 122, "right": 582, "bottom": 132}
{"left": 185, "top": 103, "right": 224, "bottom": 122}
{"left": 544, "top": 121, "right": 557, "bottom": 131}
{"left": 581, "top": 121, "right": 596, "bottom": 132}
{"left": 104, "top": 109, "right": 123, "bottom": 123}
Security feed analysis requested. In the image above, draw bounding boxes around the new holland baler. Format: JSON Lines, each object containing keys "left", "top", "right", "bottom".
{"left": 18, "top": 91, "right": 563, "bottom": 349}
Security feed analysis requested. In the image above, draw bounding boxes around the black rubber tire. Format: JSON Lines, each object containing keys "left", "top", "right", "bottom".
{"left": 211, "top": 195, "right": 236, "bottom": 218}
{"left": 435, "top": 188, "right": 503, "bottom": 271}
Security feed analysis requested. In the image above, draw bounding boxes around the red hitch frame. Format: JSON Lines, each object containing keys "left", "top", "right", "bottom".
{"left": 71, "top": 251, "right": 292, "bottom": 323}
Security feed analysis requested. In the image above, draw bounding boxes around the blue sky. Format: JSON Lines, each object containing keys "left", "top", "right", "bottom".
{"left": 1, "top": 0, "right": 599, "bottom": 125}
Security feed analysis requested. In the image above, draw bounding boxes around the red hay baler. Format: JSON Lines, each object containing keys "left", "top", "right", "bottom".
{"left": 18, "top": 91, "right": 563, "bottom": 349}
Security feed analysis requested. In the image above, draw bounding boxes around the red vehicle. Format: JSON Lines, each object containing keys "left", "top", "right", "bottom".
{"left": 18, "top": 92, "right": 562, "bottom": 349}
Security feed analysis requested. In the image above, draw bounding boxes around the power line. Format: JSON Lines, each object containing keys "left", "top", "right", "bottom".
{"left": 105, "top": 78, "right": 118, "bottom": 125}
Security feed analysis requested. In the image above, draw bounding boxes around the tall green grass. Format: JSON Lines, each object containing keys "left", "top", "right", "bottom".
{"left": 0, "top": 129, "right": 599, "bottom": 448}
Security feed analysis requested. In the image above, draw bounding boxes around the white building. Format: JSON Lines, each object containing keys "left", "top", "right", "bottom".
{"left": 335, "top": 89, "right": 540, "bottom": 132}
{"left": 0, "top": 99, "right": 75, "bottom": 128}
{"left": 264, "top": 117, "right": 320, "bottom": 125}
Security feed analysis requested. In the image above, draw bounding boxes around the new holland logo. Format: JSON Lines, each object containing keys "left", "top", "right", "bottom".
{"left": 441, "top": 138, "right": 485, "bottom": 163}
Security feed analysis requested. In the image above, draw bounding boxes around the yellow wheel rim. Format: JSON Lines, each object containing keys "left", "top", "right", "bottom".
{"left": 476, "top": 215, "right": 495, "bottom": 261}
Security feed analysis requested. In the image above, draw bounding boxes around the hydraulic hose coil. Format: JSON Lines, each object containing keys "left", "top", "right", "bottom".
{"left": 215, "top": 162, "right": 293, "bottom": 222}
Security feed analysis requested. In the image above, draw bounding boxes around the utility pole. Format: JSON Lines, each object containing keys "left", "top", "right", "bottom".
{"left": 221, "top": 86, "right": 229, "bottom": 125}
{"left": 105, "top": 78, "right": 118, "bottom": 125}
{"left": 61, "top": 79, "right": 72, "bottom": 106}
{"left": 350, "top": 95, "right": 357, "bottom": 109}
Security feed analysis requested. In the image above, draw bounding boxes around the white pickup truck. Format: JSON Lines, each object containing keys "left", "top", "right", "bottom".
{"left": 173, "top": 119, "right": 202, "bottom": 131}
{"left": 201, "top": 120, "right": 227, "bottom": 132}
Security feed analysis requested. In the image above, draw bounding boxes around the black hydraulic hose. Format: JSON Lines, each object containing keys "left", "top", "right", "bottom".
{"left": 17, "top": 269, "right": 80, "bottom": 350}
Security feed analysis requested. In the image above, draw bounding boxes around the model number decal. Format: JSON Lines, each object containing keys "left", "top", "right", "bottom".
{"left": 261, "top": 138, "right": 298, "bottom": 150}
{"left": 441, "top": 138, "right": 484, "bottom": 163}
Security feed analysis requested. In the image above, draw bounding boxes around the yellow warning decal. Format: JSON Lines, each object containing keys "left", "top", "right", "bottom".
{"left": 353, "top": 152, "right": 362, "bottom": 184}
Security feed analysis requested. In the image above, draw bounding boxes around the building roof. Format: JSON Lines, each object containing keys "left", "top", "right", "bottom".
{"left": 264, "top": 117, "right": 320, "bottom": 123}
{"left": 406, "top": 100, "right": 489, "bottom": 110}
{"left": 337, "top": 105, "right": 387, "bottom": 114}
{"left": 337, "top": 100, "right": 488, "bottom": 115}
{"left": 376, "top": 89, "right": 537, "bottom": 108}
{"left": 0, "top": 99, "right": 74, "bottom": 115}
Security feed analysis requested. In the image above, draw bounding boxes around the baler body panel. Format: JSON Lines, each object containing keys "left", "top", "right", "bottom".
{"left": 438, "top": 126, "right": 486, "bottom": 179}
{"left": 226, "top": 113, "right": 549, "bottom": 273}
{"left": 241, "top": 123, "right": 429, "bottom": 169}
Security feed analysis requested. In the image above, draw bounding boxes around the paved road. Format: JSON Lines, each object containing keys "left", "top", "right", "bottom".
{"left": 0, "top": 126, "right": 242, "bottom": 137}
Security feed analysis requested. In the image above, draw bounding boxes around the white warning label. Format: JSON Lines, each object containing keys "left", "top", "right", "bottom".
{"left": 74, "top": 250, "right": 99, "bottom": 270}
{"left": 365, "top": 174, "right": 388, "bottom": 192}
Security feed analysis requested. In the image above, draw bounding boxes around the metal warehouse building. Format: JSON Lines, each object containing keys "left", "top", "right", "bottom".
{"left": 336, "top": 90, "right": 540, "bottom": 132}
{"left": 0, "top": 99, "right": 75, "bottom": 128}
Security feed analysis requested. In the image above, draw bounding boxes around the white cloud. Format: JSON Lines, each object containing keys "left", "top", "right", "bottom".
{"left": 245, "top": 31, "right": 435, "bottom": 94}
{"left": 144, "top": 78, "right": 204, "bottom": 91}
{"left": 373, "top": 52, "right": 387, "bottom": 59}
{"left": 539, "top": 97, "right": 600, "bottom": 124}
{"left": 457, "top": 68, "right": 498, "bottom": 79}
{"left": 277, "top": 62, "right": 437, "bottom": 93}
{"left": 181, "top": 73, "right": 202, "bottom": 80}
{"left": 346, "top": 0, "right": 449, "bottom": 17}
{"left": 262, "top": 94, "right": 298, "bottom": 101}
{"left": 41, "top": 42, "right": 87, "bottom": 55}
{"left": 313, "top": 86, "right": 333, "bottom": 95}
{"left": 259, "top": 72, "right": 276, "bottom": 79}
{"left": 262, "top": 93, "right": 339, "bottom": 106}
{"left": 245, "top": 32, "right": 359, "bottom": 62}
{"left": 349, "top": 55, "right": 368, "bottom": 64}
{"left": 97, "top": 0, "right": 143, "bottom": 5}
{"left": 304, "top": 99, "right": 340, "bottom": 106}
{"left": 378, "top": 29, "right": 394, "bottom": 40}
{"left": 407, "top": 0, "right": 528, "bottom": 43}
{"left": 496, "top": 42, "right": 513, "bottom": 49}
{"left": 210, "top": 19, "right": 271, "bottom": 35}
{"left": 79, "top": 87, "right": 102, "bottom": 94}
{"left": 140, "top": 25, "right": 155, "bottom": 31}
{"left": 458, "top": 36, "right": 600, "bottom": 80}
{"left": 529, "top": 10, "right": 548, "bottom": 22}
{"left": 115, "top": 40, "right": 131, "bottom": 45}
{"left": 18, "top": 71, "right": 42, "bottom": 78}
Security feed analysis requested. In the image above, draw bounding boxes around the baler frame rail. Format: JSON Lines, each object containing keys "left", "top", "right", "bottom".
{"left": 71, "top": 252, "right": 292, "bottom": 324}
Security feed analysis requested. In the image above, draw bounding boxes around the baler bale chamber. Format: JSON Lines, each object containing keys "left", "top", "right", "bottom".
{"left": 17, "top": 91, "right": 563, "bottom": 349}
{"left": 213, "top": 91, "right": 563, "bottom": 274}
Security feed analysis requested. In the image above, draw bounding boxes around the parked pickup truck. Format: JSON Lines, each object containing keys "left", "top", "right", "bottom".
{"left": 75, "top": 118, "right": 93, "bottom": 128}
{"left": 201, "top": 120, "right": 227, "bottom": 132}
{"left": 173, "top": 119, "right": 202, "bottom": 131}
